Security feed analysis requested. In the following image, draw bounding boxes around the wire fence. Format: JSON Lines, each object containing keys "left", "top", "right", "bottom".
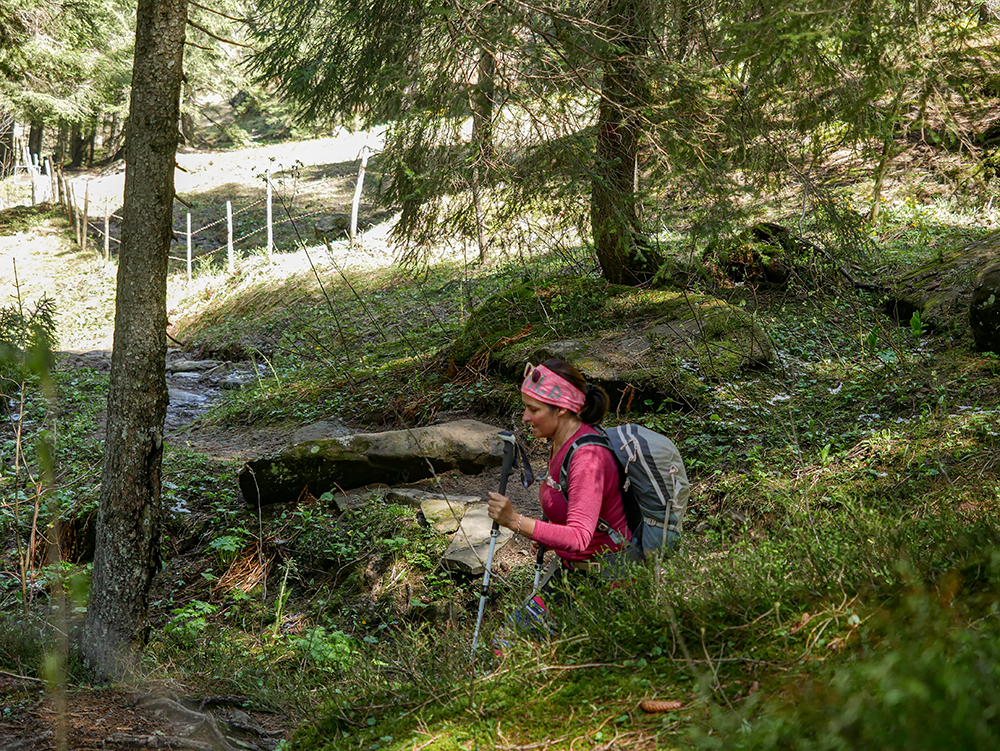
{"left": 26, "top": 145, "right": 376, "bottom": 283}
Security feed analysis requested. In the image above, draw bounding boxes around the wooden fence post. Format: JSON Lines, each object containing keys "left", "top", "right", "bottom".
{"left": 104, "top": 203, "right": 110, "bottom": 263}
{"left": 351, "top": 145, "right": 370, "bottom": 247}
{"left": 46, "top": 159, "right": 55, "bottom": 204}
{"left": 30, "top": 156, "right": 37, "bottom": 205}
{"left": 66, "top": 180, "right": 79, "bottom": 245}
{"left": 226, "top": 200, "right": 234, "bottom": 274}
{"left": 266, "top": 168, "right": 273, "bottom": 258}
{"left": 82, "top": 181, "right": 90, "bottom": 255}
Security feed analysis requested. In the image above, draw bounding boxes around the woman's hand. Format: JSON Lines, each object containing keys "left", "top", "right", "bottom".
{"left": 486, "top": 491, "right": 518, "bottom": 529}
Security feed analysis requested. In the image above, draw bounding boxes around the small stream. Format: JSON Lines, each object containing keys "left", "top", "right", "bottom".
{"left": 164, "top": 356, "right": 266, "bottom": 431}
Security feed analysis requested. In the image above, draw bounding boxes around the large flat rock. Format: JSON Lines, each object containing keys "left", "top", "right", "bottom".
{"left": 239, "top": 419, "right": 504, "bottom": 507}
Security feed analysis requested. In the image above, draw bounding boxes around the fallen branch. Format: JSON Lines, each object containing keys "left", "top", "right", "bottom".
{"left": 104, "top": 734, "right": 215, "bottom": 750}
{"left": 2, "top": 731, "right": 53, "bottom": 751}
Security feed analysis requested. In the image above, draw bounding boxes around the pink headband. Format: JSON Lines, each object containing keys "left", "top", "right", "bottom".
{"left": 521, "top": 363, "right": 586, "bottom": 413}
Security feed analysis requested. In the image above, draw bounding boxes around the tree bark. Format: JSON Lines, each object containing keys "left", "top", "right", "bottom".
{"left": 591, "top": 0, "right": 663, "bottom": 285}
{"left": 69, "top": 123, "right": 86, "bottom": 168}
{"left": 55, "top": 121, "right": 68, "bottom": 165}
{"left": 0, "top": 112, "right": 15, "bottom": 177}
{"left": 471, "top": 47, "right": 496, "bottom": 264}
{"left": 28, "top": 122, "right": 43, "bottom": 164}
{"left": 80, "top": 0, "right": 187, "bottom": 680}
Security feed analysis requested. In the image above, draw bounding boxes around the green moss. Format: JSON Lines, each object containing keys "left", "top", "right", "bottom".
{"left": 450, "top": 275, "right": 770, "bottom": 410}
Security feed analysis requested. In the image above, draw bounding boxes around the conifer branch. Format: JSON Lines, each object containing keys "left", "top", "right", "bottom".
{"left": 186, "top": 18, "right": 255, "bottom": 50}
{"left": 188, "top": 0, "right": 246, "bottom": 23}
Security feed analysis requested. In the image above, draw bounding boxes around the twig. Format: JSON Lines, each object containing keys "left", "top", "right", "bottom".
{"left": 0, "top": 668, "right": 43, "bottom": 683}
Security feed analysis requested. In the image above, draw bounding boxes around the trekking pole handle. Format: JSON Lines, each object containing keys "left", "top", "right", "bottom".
{"left": 496, "top": 430, "right": 516, "bottom": 500}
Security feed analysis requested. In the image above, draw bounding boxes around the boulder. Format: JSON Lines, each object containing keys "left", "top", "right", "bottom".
{"left": 239, "top": 419, "right": 504, "bottom": 508}
{"left": 450, "top": 276, "right": 772, "bottom": 408}
{"left": 442, "top": 504, "right": 513, "bottom": 575}
{"left": 290, "top": 420, "right": 352, "bottom": 444}
{"left": 970, "top": 261, "right": 1000, "bottom": 352}
{"left": 314, "top": 213, "right": 351, "bottom": 240}
{"left": 886, "top": 231, "right": 1000, "bottom": 332}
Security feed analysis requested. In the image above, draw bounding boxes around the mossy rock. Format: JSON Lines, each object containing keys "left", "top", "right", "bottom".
{"left": 239, "top": 419, "right": 504, "bottom": 507}
{"left": 450, "top": 276, "right": 772, "bottom": 408}
{"left": 970, "top": 261, "right": 1000, "bottom": 353}
{"left": 886, "top": 231, "right": 1000, "bottom": 333}
{"left": 703, "top": 222, "right": 825, "bottom": 288}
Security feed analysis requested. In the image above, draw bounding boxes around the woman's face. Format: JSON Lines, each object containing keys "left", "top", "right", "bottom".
{"left": 521, "top": 394, "right": 562, "bottom": 439}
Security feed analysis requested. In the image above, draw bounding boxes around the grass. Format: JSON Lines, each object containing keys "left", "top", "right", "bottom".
{"left": 3, "top": 148, "right": 1000, "bottom": 748}
{"left": 156, "top": 209, "right": 1000, "bottom": 748}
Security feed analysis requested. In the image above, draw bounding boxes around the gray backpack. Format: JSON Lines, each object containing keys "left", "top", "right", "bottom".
{"left": 559, "top": 424, "right": 690, "bottom": 554}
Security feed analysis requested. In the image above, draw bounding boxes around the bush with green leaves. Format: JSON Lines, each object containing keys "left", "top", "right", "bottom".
{"left": 164, "top": 600, "right": 218, "bottom": 647}
{"left": 697, "top": 585, "right": 1000, "bottom": 751}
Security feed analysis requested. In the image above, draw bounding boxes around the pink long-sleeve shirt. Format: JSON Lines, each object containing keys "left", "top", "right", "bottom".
{"left": 531, "top": 425, "right": 630, "bottom": 562}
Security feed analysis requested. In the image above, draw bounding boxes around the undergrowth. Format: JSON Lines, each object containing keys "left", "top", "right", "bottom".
{"left": 2, "top": 184, "right": 1000, "bottom": 748}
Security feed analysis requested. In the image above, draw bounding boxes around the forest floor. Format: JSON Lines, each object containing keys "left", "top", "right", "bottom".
{"left": 0, "top": 133, "right": 540, "bottom": 750}
{"left": 6, "top": 119, "right": 1000, "bottom": 750}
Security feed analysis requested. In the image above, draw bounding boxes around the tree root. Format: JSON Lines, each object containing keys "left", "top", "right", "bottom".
{"left": 132, "top": 693, "right": 285, "bottom": 751}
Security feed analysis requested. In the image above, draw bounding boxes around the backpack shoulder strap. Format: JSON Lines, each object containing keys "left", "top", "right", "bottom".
{"left": 557, "top": 432, "right": 611, "bottom": 497}
{"left": 556, "top": 431, "right": 627, "bottom": 547}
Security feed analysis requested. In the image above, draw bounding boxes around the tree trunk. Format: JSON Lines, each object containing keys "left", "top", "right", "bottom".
{"left": 55, "top": 121, "right": 68, "bottom": 165}
{"left": 980, "top": 0, "right": 1000, "bottom": 25}
{"left": 69, "top": 123, "right": 89, "bottom": 168}
{"left": 28, "top": 122, "right": 43, "bottom": 164}
{"left": 591, "top": 0, "right": 663, "bottom": 286}
{"left": 471, "top": 48, "right": 496, "bottom": 264}
{"left": 0, "top": 112, "right": 15, "bottom": 178}
{"left": 80, "top": 0, "right": 187, "bottom": 681}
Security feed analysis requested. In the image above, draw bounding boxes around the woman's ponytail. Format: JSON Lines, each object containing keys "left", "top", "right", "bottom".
{"left": 579, "top": 382, "right": 609, "bottom": 426}
{"left": 541, "top": 358, "right": 609, "bottom": 426}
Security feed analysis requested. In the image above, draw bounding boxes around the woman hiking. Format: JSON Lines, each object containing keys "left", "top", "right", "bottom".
{"left": 486, "top": 358, "right": 632, "bottom": 592}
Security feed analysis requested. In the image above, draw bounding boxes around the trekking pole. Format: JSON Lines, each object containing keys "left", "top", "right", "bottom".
{"left": 470, "top": 430, "right": 516, "bottom": 659}
{"left": 532, "top": 524, "right": 547, "bottom": 593}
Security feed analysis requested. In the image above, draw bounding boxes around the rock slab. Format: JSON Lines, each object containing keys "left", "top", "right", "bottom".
{"left": 421, "top": 497, "right": 477, "bottom": 533}
{"left": 443, "top": 504, "right": 513, "bottom": 575}
{"left": 239, "top": 419, "right": 503, "bottom": 508}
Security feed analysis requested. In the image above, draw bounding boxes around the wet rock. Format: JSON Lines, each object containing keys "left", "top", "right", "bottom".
{"left": 219, "top": 374, "right": 252, "bottom": 390}
{"left": 167, "top": 359, "right": 225, "bottom": 373}
{"left": 167, "top": 388, "right": 210, "bottom": 406}
{"left": 239, "top": 419, "right": 504, "bottom": 508}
